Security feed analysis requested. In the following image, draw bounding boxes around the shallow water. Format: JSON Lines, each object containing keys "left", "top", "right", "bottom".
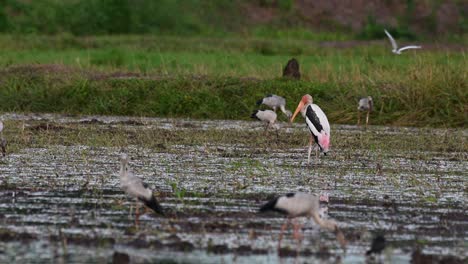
{"left": 0, "top": 113, "right": 466, "bottom": 263}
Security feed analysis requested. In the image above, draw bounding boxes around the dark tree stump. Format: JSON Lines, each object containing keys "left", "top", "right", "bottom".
{"left": 282, "top": 58, "right": 300, "bottom": 80}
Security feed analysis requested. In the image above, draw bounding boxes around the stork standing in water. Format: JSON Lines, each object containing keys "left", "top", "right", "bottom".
{"left": 290, "top": 94, "right": 330, "bottom": 164}
{"left": 260, "top": 192, "right": 346, "bottom": 250}
{"left": 251, "top": 110, "right": 279, "bottom": 131}
{"left": 120, "top": 154, "right": 164, "bottom": 226}
{"left": 358, "top": 96, "right": 373, "bottom": 128}
{"left": 257, "top": 94, "right": 292, "bottom": 119}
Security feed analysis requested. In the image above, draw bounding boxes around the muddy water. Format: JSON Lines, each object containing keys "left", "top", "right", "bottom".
{"left": 0, "top": 113, "right": 466, "bottom": 263}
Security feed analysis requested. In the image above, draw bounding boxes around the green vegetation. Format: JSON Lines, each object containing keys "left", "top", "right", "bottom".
{"left": 0, "top": 0, "right": 466, "bottom": 40}
{"left": 0, "top": 0, "right": 238, "bottom": 36}
{"left": 170, "top": 181, "right": 188, "bottom": 200}
{"left": 0, "top": 35, "right": 465, "bottom": 127}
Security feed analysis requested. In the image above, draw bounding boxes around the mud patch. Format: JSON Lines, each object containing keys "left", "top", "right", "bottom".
{"left": 0, "top": 113, "right": 466, "bottom": 263}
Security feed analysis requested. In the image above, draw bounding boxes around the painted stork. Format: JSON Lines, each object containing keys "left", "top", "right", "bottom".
{"left": 384, "top": 29, "right": 421, "bottom": 54}
{"left": 251, "top": 110, "right": 279, "bottom": 131}
{"left": 120, "top": 154, "right": 164, "bottom": 226}
{"left": 358, "top": 96, "right": 373, "bottom": 127}
{"left": 290, "top": 94, "right": 330, "bottom": 164}
{"left": 260, "top": 192, "right": 346, "bottom": 250}
{"left": 257, "top": 94, "right": 292, "bottom": 119}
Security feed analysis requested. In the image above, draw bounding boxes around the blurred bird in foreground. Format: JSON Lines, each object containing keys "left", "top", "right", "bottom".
{"left": 260, "top": 192, "right": 346, "bottom": 251}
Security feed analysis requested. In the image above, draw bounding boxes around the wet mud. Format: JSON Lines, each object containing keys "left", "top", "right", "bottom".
{"left": 0, "top": 113, "right": 466, "bottom": 263}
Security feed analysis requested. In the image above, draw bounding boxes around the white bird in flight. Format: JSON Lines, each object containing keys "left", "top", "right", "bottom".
{"left": 384, "top": 29, "right": 421, "bottom": 54}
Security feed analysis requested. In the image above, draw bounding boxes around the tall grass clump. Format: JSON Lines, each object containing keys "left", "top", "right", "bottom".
{"left": 0, "top": 32, "right": 465, "bottom": 128}
{"left": 326, "top": 61, "right": 467, "bottom": 127}
{"left": 0, "top": 60, "right": 465, "bottom": 127}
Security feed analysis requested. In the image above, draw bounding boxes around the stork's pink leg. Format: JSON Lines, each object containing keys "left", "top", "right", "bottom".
{"left": 292, "top": 219, "right": 297, "bottom": 239}
{"left": 293, "top": 219, "right": 304, "bottom": 240}
{"left": 358, "top": 111, "right": 361, "bottom": 126}
{"left": 307, "top": 135, "right": 313, "bottom": 165}
{"left": 292, "top": 219, "right": 304, "bottom": 251}
{"left": 366, "top": 111, "right": 370, "bottom": 128}
{"left": 278, "top": 218, "right": 291, "bottom": 251}
{"left": 129, "top": 203, "right": 133, "bottom": 220}
{"left": 135, "top": 201, "right": 140, "bottom": 228}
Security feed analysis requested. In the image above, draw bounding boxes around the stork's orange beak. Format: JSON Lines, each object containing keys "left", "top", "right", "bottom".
{"left": 290, "top": 101, "right": 305, "bottom": 123}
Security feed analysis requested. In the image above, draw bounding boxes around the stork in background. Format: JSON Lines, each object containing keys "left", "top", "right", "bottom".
{"left": 358, "top": 96, "right": 373, "bottom": 128}
{"left": 120, "top": 153, "right": 164, "bottom": 226}
{"left": 290, "top": 94, "right": 330, "bottom": 164}
{"left": 251, "top": 109, "right": 279, "bottom": 132}
{"left": 259, "top": 192, "right": 346, "bottom": 251}
{"left": 257, "top": 94, "right": 292, "bottom": 120}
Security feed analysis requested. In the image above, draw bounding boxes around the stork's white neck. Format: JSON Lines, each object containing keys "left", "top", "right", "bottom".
{"left": 311, "top": 211, "right": 337, "bottom": 232}
{"left": 300, "top": 103, "right": 311, "bottom": 117}
{"left": 120, "top": 162, "right": 128, "bottom": 180}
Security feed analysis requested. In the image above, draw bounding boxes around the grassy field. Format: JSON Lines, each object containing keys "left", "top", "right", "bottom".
{"left": 0, "top": 35, "right": 466, "bottom": 127}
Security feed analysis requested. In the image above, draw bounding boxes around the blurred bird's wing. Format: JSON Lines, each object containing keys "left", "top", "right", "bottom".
{"left": 384, "top": 30, "right": 398, "bottom": 50}
{"left": 397, "top": 45, "right": 421, "bottom": 52}
{"left": 128, "top": 177, "right": 151, "bottom": 198}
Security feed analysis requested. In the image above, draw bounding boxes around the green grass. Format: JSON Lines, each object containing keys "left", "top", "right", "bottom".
{"left": 0, "top": 0, "right": 239, "bottom": 36}
{"left": 250, "top": 27, "right": 354, "bottom": 41}
{"left": 1, "top": 0, "right": 466, "bottom": 42}
{"left": 0, "top": 34, "right": 466, "bottom": 127}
